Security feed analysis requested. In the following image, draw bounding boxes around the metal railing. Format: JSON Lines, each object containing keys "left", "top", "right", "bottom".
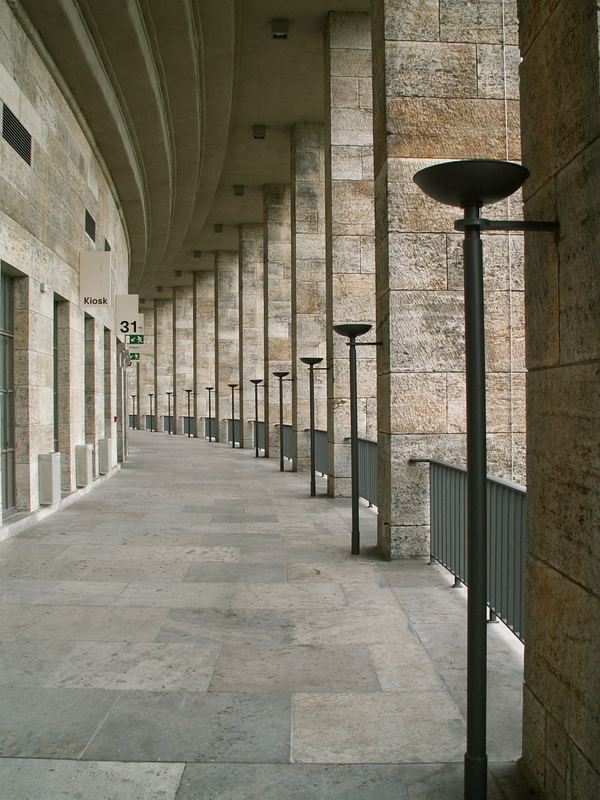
{"left": 424, "top": 459, "right": 527, "bottom": 642}
{"left": 227, "top": 418, "right": 241, "bottom": 445}
{"left": 182, "top": 416, "right": 196, "bottom": 436}
{"left": 162, "top": 415, "right": 173, "bottom": 434}
{"left": 255, "top": 420, "right": 265, "bottom": 450}
{"left": 128, "top": 414, "right": 137, "bottom": 429}
{"left": 315, "top": 429, "right": 327, "bottom": 475}
{"left": 204, "top": 417, "right": 217, "bottom": 439}
{"left": 145, "top": 414, "right": 155, "bottom": 431}
{"left": 282, "top": 424, "right": 293, "bottom": 460}
{"left": 357, "top": 437, "right": 378, "bottom": 506}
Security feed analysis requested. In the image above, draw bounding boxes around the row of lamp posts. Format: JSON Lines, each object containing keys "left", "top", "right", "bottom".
{"left": 128, "top": 158, "right": 557, "bottom": 800}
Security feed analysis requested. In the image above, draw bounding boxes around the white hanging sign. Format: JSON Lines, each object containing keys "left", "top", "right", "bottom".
{"left": 115, "top": 294, "right": 139, "bottom": 341}
{"left": 79, "top": 252, "right": 111, "bottom": 309}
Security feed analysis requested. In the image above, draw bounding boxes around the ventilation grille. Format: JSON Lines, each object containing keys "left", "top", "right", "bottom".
{"left": 85, "top": 210, "right": 96, "bottom": 242}
{"left": 2, "top": 104, "right": 32, "bottom": 165}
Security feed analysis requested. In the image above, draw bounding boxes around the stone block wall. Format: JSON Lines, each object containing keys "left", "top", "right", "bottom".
{"left": 214, "top": 251, "right": 239, "bottom": 443}
{"left": 154, "top": 298, "right": 174, "bottom": 432}
{"left": 519, "top": 1, "right": 600, "bottom": 797}
{"left": 137, "top": 307, "right": 155, "bottom": 429}
{"left": 173, "top": 286, "right": 194, "bottom": 434}
{"left": 324, "top": 12, "right": 377, "bottom": 497}
{"left": 372, "top": 0, "right": 524, "bottom": 558}
{"left": 193, "top": 268, "right": 215, "bottom": 431}
{"left": 239, "top": 224, "right": 264, "bottom": 447}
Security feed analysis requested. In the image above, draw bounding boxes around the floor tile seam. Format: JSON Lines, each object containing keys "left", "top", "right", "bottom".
{"left": 76, "top": 689, "right": 126, "bottom": 760}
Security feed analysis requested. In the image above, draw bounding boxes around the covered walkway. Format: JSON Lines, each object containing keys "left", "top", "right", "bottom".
{"left": 0, "top": 433, "right": 528, "bottom": 799}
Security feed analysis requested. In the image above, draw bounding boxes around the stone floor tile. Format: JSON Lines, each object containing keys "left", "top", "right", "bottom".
{"left": 20, "top": 605, "right": 170, "bottom": 641}
{"left": 113, "top": 581, "right": 234, "bottom": 608}
{"left": 59, "top": 544, "right": 239, "bottom": 564}
{"left": 0, "top": 640, "right": 74, "bottom": 686}
{"left": 48, "top": 559, "right": 190, "bottom": 583}
{"left": 368, "top": 643, "right": 447, "bottom": 692}
{"left": 0, "top": 687, "right": 118, "bottom": 758}
{"left": 121, "top": 531, "right": 207, "bottom": 547}
{"left": 184, "top": 561, "right": 286, "bottom": 583}
{"left": 45, "top": 641, "right": 221, "bottom": 691}
{"left": 0, "top": 604, "right": 45, "bottom": 640}
{"left": 0, "top": 578, "right": 127, "bottom": 606}
{"left": 286, "top": 562, "right": 382, "bottom": 583}
{"left": 231, "top": 582, "right": 346, "bottom": 610}
{"left": 156, "top": 607, "right": 293, "bottom": 646}
{"left": 208, "top": 643, "right": 379, "bottom": 692}
{"left": 341, "top": 583, "right": 399, "bottom": 607}
{"left": 83, "top": 690, "right": 291, "bottom": 763}
{"left": 292, "top": 691, "right": 465, "bottom": 763}
{"left": 175, "top": 763, "right": 409, "bottom": 800}
{"left": 0, "top": 759, "right": 185, "bottom": 800}
{"left": 392, "top": 586, "right": 468, "bottom": 623}
{"left": 292, "top": 606, "right": 412, "bottom": 645}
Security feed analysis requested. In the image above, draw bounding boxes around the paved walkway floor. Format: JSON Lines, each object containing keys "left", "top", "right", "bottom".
{"left": 0, "top": 432, "right": 535, "bottom": 799}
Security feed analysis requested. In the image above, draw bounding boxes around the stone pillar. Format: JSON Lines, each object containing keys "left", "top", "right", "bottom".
{"left": 103, "top": 327, "right": 116, "bottom": 445}
{"left": 324, "top": 13, "right": 377, "bottom": 496}
{"left": 154, "top": 296, "right": 174, "bottom": 433}
{"left": 214, "top": 251, "right": 239, "bottom": 443}
{"left": 518, "top": 2, "right": 600, "bottom": 798}
{"left": 371, "top": 0, "right": 523, "bottom": 558}
{"left": 138, "top": 308, "right": 155, "bottom": 430}
{"left": 291, "top": 123, "right": 327, "bottom": 472}
{"left": 263, "top": 185, "right": 292, "bottom": 459}
{"left": 193, "top": 268, "right": 215, "bottom": 435}
{"left": 84, "top": 315, "right": 105, "bottom": 477}
{"left": 239, "top": 224, "right": 264, "bottom": 448}
{"left": 14, "top": 276, "right": 54, "bottom": 510}
{"left": 173, "top": 286, "right": 194, "bottom": 435}
{"left": 116, "top": 341, "right": 127, "bottom": 462}
{"left": 56, "top": 300, "right": 84, "bottom": 493}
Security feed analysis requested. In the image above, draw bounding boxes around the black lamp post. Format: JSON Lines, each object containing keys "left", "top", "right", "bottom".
{"left": 272, "top": 371, "right": 290, "bottom": 472}
{"left": 185, "top": 389, "right": 193, "bottom": 438}
{"left": 333, "top": 323, "right": 375, "bottom": 555}
{"left": 205, "top": 387, "right": 214, "bottom": 441}
{"left": 413, "top": 158, "right": 558, "bottom": 800}
{"left": 228, "top": 383, "right": 238, "bottom": 448}
{"left": 148, "top": 393, "right": 154, "bottom": 432}
{"left": 166, "top": 391, "right": 172, "bottom": 435}
{"left": 131, "top": 395, "right": 136, "bottom": 430}
{"left": 300, "top": 356, "right": 323, "bottom": 497}
{"left": 250, "top": 378, "right": 263, "bottom": 458}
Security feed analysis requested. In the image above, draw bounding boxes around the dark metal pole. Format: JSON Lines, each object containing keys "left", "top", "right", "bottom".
{"left": 166, "top": 392, "right": 172, "bottom": 435}
{"left": 348, "top": 337, "right": 360, "bottom": 555}
{"left": 230, "top": 385, "right": 236, "bottom": 448}
{"left": 149, "top": 393, "right": 154, "bottom": 432}
{"left": 186, "top": 389, "right": 192, "bottom": 438}
{"left": 278, "top": 376, "right": 284, "bottom": 471}
{"left": 131, "top": 395, "right": 136, "bottom": 430}
{"left": 463, "top": 203, "right": 488, "bottom": 800}
{"left": 250, "top": 379, "right": 262, "bottom": 458}
{"left": 309, "top": 364, "right": 316, "bottom": 496}
{"left": 207, "top": 388, "right": 213, "bottom": 441}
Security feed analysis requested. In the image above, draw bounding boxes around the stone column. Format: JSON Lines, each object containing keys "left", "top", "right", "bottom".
{"left": 291, "top": 123, "right": 327, "bottom": 472}
{"left": 518, "top": 2, "right": 600, "bottom": 798}
{"left": 193, "top": 268, "right": 215, "bottom": 435}
{"left": 56, "top": 300, "right": 84, "bottom": 493}
{"left": 154, "top": 296, "right": 174, "bottom": 433}
{"left": 239, "top": 224, "right": 264, "bottom": 448}
{"left": 263, "top": 185, "right": 292, "bottom": 459}
{"left": 138, "top": 307, "right": 155, "bottom": 430}
{"left": 173, "top": 285, "right": 194, "bottom": 434}
{"left": 324, "top": 13, "right": 377, "bottom": 496}
{"left": 371, "top": 0, "right": 523, "bottom": 558}
{"left": 84, "top": 315, "right": 105, "bottom": 477}
{"left": 103, "top": 327, "right": 116, "bottom": 444}
{"left": 14, "top": 276, "right": 54, "bottom": 509}
{"left": 214, "top": 251, "right": 239, "bottom": 443}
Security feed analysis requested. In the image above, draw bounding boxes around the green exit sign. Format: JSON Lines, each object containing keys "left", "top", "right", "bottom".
{"left": 127, "top": 334, "right": 145, "bottom": 345}
{"left": 129, "top": 351, "right": 140, "bottom": 362}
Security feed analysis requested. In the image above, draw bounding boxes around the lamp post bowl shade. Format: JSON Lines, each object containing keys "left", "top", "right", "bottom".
{"left": 413, "top": 159, "right": 530, "bottom": 208}
{"left": 227, "top": 383, "right": 238, "bottom": 388}
{"left": 205, "top": 387, "right": 214, "bottom": 390}
{"left": 273, "top": 370, "right": 290, "bottom": 378}
{"left": 300, "top": 356, "right": 324, "bottom": 366}
{"left": 333, "top": 323, "right": 372, "bottom": 339}
{"left": 250, "top": 378, "right": 263, "bottom": 384}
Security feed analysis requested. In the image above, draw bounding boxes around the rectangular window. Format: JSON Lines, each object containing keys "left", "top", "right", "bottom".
{"left": 85, "top": 210, "right": 96, "bottom": 242}
{"left": 0, "top": 269, "right": 16, "bottom": 512}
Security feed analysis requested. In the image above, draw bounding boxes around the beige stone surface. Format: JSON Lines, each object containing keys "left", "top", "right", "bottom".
{"left": 214, "top": 252, "right": 239, "bottom": 443}
{"left": 239, "top": 224, "right": 264, "bottom": 448}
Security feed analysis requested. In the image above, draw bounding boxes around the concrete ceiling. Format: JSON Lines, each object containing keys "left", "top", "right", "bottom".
{"left": 18, "top": 0, "right": 370, "bottom": 299}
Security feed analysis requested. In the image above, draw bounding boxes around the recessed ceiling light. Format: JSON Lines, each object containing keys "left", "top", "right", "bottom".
{"left": 271, "top": 18, "right": 289, "bottom": 39}
{"left": 252, "top": 125, "right": 266, "bottom": 140}
{"left": 233, "top": 185, "right": 245, "bottom": 196}
{"left": 214, "top": 224, "right": 223, "bottom": 233}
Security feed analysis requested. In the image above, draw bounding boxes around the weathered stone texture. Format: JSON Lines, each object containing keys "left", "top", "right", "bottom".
{"left": 137, "top": 309, "right": 155, "bottom": 429}
{"left": 325, "top": 13, "right": 377, "bottom": 496}
{"left": 215, "top": 251, "right": 239, "bottom": 443}
{"left": 373, "top": 0, "right": 524, "bottom": 557}
{"left": 173, "top": 286, "right": 194, "bottom": 435}
{"left": 292, "top": 124, "right": 327, "bottom": 472}
{"left": 263, "top": 186, "right": 292, "bottom": 458}
{"left": 193, "top": 269, "right": 215, "bottom": 429}
{"left": 154, "top": 298, "right": 174, "bottom": 431}
{"left": 239, "top": 224, "right": 264, "bottom": 448}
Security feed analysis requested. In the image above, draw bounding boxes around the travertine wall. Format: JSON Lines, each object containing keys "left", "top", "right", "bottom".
{"left": 263, "top": 185, "right": 292, "bottom": 459}
{"left": 214, "top": 251, "right": 239, "bottom": 443}
{"left": 519, "top": 1, "right": 600, "bottom": 797}
{"left": 372, "top": 0, "right": 524, "bottom": 558}
{"left": 84, "top": 315, "right": 105, "bottom": 476}
{"left": 324, "top": 13, "right": 377, "bottom": 497}
{"left": 173, "top": 286, "right": 194, "bottom": 434}
{"left": 291, "top": 123, "right": 327, "bottom": 472}
{"left": 137, "top": 308, "right": 155, "bottom": 429}
{"left": 0, "top": 0, "right": 128, "bottom": 511}
{"left": 193, "top": 268, "right": 215, "bottom": 433}
{"left": 239, "top": 224, "right": 264, "bottom": 448}
{"left": 154, "top": 298, "right": 174, "bottom": 432}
